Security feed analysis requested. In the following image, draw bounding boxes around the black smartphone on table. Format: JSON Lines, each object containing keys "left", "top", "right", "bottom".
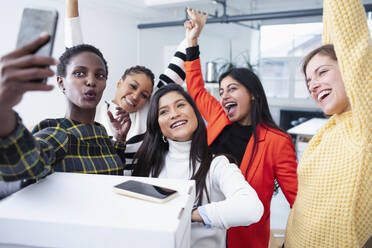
{"left": 113, "top": 180, "right": 178, "bottom": 203}
{"left": 16, "top": 8, "right": 58, "bottom": 83}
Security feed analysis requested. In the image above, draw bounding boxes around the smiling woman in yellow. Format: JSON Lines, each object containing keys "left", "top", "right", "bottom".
{"left": 285, "top": 0, "right": 372, "bottom": 247}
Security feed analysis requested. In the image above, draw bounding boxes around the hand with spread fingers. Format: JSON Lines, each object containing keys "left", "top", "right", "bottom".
{"left": 107, "top": 107, "right": 131, "bottom": 144}
{"left": 184, "top": 8, "right": 209, "bottom": 46}
{"left": 0, "top": 34, "right": 58, "bottom": 137}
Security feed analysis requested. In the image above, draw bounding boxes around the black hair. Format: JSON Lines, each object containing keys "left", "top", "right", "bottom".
{"left": 132, "top": 84, "right": 213, "bottom": 206}
{"left": 219, "top": 68, "right": 283, "bottom": 188}
{"left": 121, "top": 65, "right": 155, "bottom": 86}
{"left": 57, "top": 44, "right": 108, "bottom": 78}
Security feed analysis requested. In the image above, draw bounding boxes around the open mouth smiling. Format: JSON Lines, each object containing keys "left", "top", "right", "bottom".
{"left": 170, "top": 120, "right": 187, "bottom": 129}
{"left": 224, "top": 102, "right": 238, "bottom": 114}
{"left": 317, "top": 89, "right": 332, "bottom": 102}
{"left": 122, "top": 97, "right": 137, "bottom": 108}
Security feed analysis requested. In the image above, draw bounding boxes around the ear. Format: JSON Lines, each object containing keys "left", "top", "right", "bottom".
{"left": 116, "top": 78, "right": 123, "bottom": 88}
{"left": 57, "top": 76, "right": 65, "bottom": 93}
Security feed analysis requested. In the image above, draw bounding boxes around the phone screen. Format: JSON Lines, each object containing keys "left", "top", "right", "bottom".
{"left": 16, "top": 8, "right": 58, "bottom": 83}
{"left": 114, "top": 180, "right": 177, "bottom": 200}
{"left": 16, "top": 8, "right": 58, "bottom": 56}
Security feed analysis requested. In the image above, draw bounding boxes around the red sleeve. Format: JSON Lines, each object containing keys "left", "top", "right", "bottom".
{"left": 185, "top": 58, "right": 226, "bottom": 124}
{"left": 273, "top": 134, "right": 298, "bottom": 207}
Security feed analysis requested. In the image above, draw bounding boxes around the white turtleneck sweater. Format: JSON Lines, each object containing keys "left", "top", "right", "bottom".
{"left": 158, "top": 139, "right": 264, "bottom": 248}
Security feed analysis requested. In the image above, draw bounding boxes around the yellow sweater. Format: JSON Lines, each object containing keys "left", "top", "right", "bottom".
{"left": 285, "top": 0, "right": 372, "bottom": 247}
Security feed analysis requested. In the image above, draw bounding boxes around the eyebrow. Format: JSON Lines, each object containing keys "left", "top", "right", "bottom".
{"left": 314, "top": 64, "right": 333, "bottom": 74}
{"left": 132, "top": 80, "right": 139, "bottom": 86}
{"left": 219, "top": 82, "right": 238, "bottom": 91}
{"left": 73, "top": 66, "right": 87, "bottom": 70}
{"left": 306, "top": 64, "right": 333, "bottom": 83}
{"left": 158, "top": 98, "right": 185, "bottom": 110}
{"left": 73, "top": 65, "right": 106, "bottom": 73}
{"left": 131, "top": 80, "right": 151, "bottom": 95}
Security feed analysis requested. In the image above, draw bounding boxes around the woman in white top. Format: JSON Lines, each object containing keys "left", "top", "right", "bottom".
{"left": 132, "top": 84, "right": 264, "bottom": 248}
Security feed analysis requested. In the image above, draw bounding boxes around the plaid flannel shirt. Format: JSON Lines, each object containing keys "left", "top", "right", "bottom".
{"left": 0, "top": 115, "right": 125, "bottom": 181}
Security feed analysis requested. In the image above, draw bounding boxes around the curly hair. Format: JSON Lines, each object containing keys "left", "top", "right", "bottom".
{"left": 121, "top": 65, "right": 155, "bottom": 85}
{"left": 57, "top": 44, "right": 108, "bottom": 78}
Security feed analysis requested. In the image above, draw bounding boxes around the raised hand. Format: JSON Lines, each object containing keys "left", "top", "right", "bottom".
{"left": 184, "top": 8, "right": 209, "bottom": 46}
{"left": 0, "top": 34, "right": 57, "bottom": 111}
{"left": 107, "top": 107, "right": 131, "bottom": 143}
{"left": 0, "top": 33, "right": 58, "bottom": 137}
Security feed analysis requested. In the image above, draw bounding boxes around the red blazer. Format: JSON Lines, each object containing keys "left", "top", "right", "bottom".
{"left": 185, "top": 58, "right": 298, "bottom": 248}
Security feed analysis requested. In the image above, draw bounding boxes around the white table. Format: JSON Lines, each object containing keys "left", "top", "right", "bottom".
{"left": 0, "top": 173, "right": 195, "bottom": 248}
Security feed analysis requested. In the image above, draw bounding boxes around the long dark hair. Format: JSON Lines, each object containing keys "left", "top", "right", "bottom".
{"left": 132, "top": 84, "right": 213, "bottom": 206}
{"left": 219, "top": 68, "right": 283, "bottom": 180}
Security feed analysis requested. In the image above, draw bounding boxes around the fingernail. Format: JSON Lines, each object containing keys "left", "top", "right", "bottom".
{"left": 40, "top": 32, "right": 49, "bottom": 38}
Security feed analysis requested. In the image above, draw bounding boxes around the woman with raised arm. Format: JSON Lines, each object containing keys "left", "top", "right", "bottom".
{"left": 183, "top": 9, "right": 298, "bottom": 248}
{"left": 0, "top": 36, "right": 130, "bottom": 181}
{"left": 65, "top": 0, "right": 188, "bottom": 173}
{"left": 132, "top": 84, "right": 263, "bottom": 248}
{"left": 285, "top": 0, "right": 372, "bottom": 247}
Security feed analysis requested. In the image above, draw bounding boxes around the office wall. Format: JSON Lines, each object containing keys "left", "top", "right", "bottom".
{"left": 138, "top": 23, "right": 255, "bottom": 84}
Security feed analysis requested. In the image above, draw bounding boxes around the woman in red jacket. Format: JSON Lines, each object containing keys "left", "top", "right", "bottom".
{"left": 184, "top": 9, "right": 298, "bottom": 248}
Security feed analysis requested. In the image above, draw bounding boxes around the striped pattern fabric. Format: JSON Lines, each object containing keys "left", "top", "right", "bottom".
{"left": 0, "top": 116, "right": 125, "bottom": 181}
{"left": 123, "top": 133, "right": 144, "bottom": 171}
{"left": 285, "top": 0, "right": 372, "bottom": 247}
{"left": 157, "top": 40, "right": 187, "bottom": 88}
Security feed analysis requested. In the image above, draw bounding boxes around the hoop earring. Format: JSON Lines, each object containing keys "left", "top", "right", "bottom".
{"left": 162, "top": 135, "right": 167, "bottom": 143}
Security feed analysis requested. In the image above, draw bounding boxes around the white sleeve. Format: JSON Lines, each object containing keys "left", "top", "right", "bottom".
{"left": 203, "top": 156, "right": 264, "bottom": 229}
{"left": 65, "top": 16, "right": 84, "bottom": 48}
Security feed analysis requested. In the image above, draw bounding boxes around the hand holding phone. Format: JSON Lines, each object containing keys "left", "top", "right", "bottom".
{"left": 0, "top": 34, "right": 57, "bottom": 137}
{"left": 16, "top": 8, "right": 58, "bottom": 83}
{"left": 113, "top": 180, "right": 178, "bottom": 203}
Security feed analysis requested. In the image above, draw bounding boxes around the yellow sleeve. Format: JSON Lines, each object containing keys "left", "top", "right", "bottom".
{"left": 323, "top": 0, "right": 372, "bottom": 132}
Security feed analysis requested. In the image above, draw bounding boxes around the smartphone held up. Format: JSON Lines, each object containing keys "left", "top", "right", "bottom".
{"left": 16, "top": 8, "right": 58, "bottom": 83}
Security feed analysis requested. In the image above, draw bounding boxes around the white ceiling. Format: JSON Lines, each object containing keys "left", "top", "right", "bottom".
{"left": 63, "top": 0, "right": 372, "bottom": 25}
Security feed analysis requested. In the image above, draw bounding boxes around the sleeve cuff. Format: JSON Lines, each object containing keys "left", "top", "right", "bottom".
{"left": 65, "top": 16, "right": 84, "bottom": 48}
{"left": 186, "top": 46, "right": 200, "bottom": 61}
{"left": 0, "top": 112, "right": 26, "bottom": 147}
{"left": 198, "top": 205, "right": 212, "bottom": 228}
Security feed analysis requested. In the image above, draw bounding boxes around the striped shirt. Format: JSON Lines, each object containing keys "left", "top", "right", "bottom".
{"left": 122, "top": 49, "right": 187, "bottom": 173}
{"left": 0, "top": 115, "right": 125, "bottom": 181}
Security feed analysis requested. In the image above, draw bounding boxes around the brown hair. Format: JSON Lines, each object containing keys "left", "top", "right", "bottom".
{"left": 302, "top": 44, "right": 337, "bottom": 85}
